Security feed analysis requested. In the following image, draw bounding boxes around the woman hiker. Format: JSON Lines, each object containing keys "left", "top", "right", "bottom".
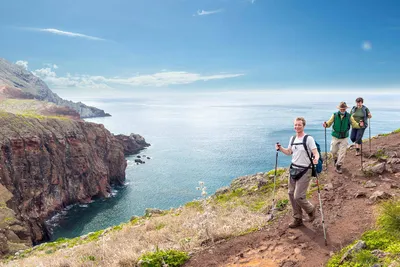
{"left": 350, "top": 97, "right": 372, "bottom": 156}
{"left": 275, "top": 117, "right": 318, "bottom": 228}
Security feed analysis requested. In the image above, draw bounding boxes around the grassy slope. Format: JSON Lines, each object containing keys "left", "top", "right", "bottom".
{"left": 0, "top": 168, "right": 290, "bottom": 267}
{"left": 0, "top": 99, "right": 71, "bottom": 120}
{"left": 1, "top": 129, "right": 400, "bottom": 267}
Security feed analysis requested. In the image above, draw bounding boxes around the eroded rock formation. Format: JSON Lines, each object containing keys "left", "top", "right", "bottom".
{"left": 0, "top": 113, "right": 148, "bottom": 255}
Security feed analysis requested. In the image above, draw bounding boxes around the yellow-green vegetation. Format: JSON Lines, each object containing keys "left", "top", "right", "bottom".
{"left": 379, "top": 128, "right": 400, "bottom": 137}
{"left": 6, "top": 225, "right": 126, "bottom": 261}
{"left": 276, "top": 199, "right": 289, "bottom": 210}
{"left": 17, "top": 112, "right": 68, "bottom": 121}
{"left": 1, "top": 169, "right": 290, "bottom": 267}
{"left": 184, "top": 200, "right": 204, "bottom": 212}
{"left": 214, "top": 173, "right": 285, "bottom": 212}
{"left": 0, "top": 99, "right": 69, "bottom": 120}
{"left": 374, "top": 149, "right": 389, "bottom": 160}
{"left": 327, "top": 200, "right": 400, "bottom": 267}
{"left": 266, "top": 168, "right": 286, "bottom": 177}
{"left": 137, "top": 249, "right": 189, "bottom": 267}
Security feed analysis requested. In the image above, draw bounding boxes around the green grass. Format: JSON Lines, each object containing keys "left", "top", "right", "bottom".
{"left": 215, "top": 188, "right": 245, "bottom": 204}
{"left": 155, "top": 222, "right": 166, "bottom": 230}
{"left": 137, "top": 249, "right": 189, "bottom": 267}
{"left": 18, "top": 111, "right": 69, "bottom": 121}
{"left": 374, "top": 149, "right": 389, "bottom": 160}
{"left": 266, "top": 168, "right": 286, "bottom": 177}
{"left": 184, "top": 200, "right": 204, "bottom": 212}
{"left": 276, "top": 199, "right": 289, "bottom": 210}
{"left": 249, "top": 200, "right": 266, "bottom": 211}
{"left": 327, "top": 200, "right": 400, "bottom": 267}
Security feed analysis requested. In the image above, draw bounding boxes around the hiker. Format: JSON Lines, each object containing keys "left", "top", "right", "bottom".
{"left": 323, "top": 101, "right": 359, "bottom": 174}
{"left": 350, "top": 97, "right": 372, "bottom": 156}
{"left": 275, "top": 117, "right": 318, "bottom": 228}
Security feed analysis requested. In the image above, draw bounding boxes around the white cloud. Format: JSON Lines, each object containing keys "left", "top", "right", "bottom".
{"left": 195, "top": 9, "right": 223, "bottom": 16}
{"left": 248, "top": 0, "right": 256, "bottom": 3}
{"left": 31, "top": 66, "right": 244, "bottom": 89}
{"left": 34, "top": 28, "right": 105, "bottom": 41}
{"left": 361, "top": 41, "right": 372, "bottom": 51}
{"left": 15, "top": 60, "right": 28, "bottom": 70}
{"left": 32, "top": 68, "right": 57, "bottom": 78}
{"left": 44, "top": 63, "right": 59, "bottom": 69}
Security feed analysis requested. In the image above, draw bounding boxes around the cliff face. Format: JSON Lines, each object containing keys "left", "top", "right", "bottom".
{"left": 0, "top": 112, "right": 147, "bottom": 253}
{"left": 0, "top": 58, "right": 110, "bottom": 118}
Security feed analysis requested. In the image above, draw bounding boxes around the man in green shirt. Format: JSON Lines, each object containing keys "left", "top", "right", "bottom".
{"left": 323, "top": 102, "right": 360, "bottom": 174}
{"left": 350, "top": 97, "right": 372, "bottom": 156}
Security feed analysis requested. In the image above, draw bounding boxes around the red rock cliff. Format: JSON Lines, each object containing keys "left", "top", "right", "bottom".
{"left": 0, "top": 112, "right": 143, "bottom": 246}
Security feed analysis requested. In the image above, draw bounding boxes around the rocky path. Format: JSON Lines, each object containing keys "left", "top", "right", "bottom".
{"left": 185, "top": 132, "right": 400, "bottom": 267}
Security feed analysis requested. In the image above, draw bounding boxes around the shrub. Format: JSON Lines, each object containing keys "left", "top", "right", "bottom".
{"left": 137, "top": 249, "right": 189, "bottom": 267}
{"left": 378, "top": 200, "right": 400, "bottom": 235}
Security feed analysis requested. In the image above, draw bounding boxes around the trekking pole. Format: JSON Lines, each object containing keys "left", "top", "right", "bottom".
{"left": 269, "top": 142, "right": 280, "bottom": 220}
{"left": 324, "top": 125, "right": 328, "bottom": 171}
{"left": 314, "top": 170, "right": 328, "bottom": 246}
{"left": 369, "top": 118, "right": 371, "bottom": 153}
{"left": 361, "top": 142, "right": 363, "bottom": 172}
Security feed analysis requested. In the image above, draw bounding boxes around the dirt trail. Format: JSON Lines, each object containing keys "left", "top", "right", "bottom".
{"left": 185, "top": 133, "right": 400, "bottom": 267}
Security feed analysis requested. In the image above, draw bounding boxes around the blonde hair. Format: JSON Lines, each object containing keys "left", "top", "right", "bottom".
{"left": 295, "top": 117, "right": 306, "bottom": 127}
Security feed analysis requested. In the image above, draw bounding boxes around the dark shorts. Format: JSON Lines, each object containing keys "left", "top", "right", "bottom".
{"left": 350, "top": 128, "right": 366, "bottom": 144}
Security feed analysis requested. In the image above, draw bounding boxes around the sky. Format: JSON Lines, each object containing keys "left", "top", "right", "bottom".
{"left": 0, "top": 0, "right": 399, "bottom": 99}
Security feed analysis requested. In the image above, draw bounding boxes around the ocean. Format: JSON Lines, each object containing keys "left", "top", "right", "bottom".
{"left": 48, "top": 90, "right": 400, "bottom": 241}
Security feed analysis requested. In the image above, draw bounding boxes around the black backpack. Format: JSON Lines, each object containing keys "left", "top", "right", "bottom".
{"left": 290, "top": 135, "right": 323, "bottom": 176}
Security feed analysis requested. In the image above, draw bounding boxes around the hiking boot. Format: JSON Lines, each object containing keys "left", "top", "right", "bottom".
{"left": 335, "top": 164, "right": 343, "bottom": 174}
{"left": 306, "top": 206, "right": 316, "bottom": 222}
{"left": 333, "top": 158, "right": 337, "bottom": 166}
{"left": 355, "top": 149, "right": 360, "bottom": 156}
{"left": 288, "top": 218, "right": 303, "bottom": 228}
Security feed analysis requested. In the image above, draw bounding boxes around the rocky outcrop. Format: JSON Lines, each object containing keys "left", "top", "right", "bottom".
{"left": 114, "top": 133, "right": 150, "bottom": 155}
{"left": 363, "top": 146, "right": 400, "bottom": 176}
{"left": 0, "top": 184, "right": 31, "bottom": 257}
{"left": 0, "top": 58, "right": 110, "bottom": 118}
{"left": 0, "top": 112, "right": 148, "bottom": 251}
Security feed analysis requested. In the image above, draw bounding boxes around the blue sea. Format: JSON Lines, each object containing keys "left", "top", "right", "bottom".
{"left": 48, "top": 91, "right": 400, "bottom": 241}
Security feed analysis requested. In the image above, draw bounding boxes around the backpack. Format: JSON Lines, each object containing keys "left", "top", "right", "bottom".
{"left": 290, "top": 135, "right": 323, "bottom": 176}
{"left": 351, "top": 105, "right": 368, "bottom": 128}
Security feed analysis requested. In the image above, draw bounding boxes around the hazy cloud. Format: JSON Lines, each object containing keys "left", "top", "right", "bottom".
{"left": 195, "top": 9, "right": 223, "bottom": 16}
{"left": 32, "top": 28, "right": 105, "bottom": 41}
{"left": 15, "top": 60, "right": 28, "bottom": 70}
{"left": 32, "top": 66, "right": 244, "bottom": 89}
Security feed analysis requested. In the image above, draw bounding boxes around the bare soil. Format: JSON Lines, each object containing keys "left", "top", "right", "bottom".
{"left": 185, "top": 132, "right": 400, "bottom": 267}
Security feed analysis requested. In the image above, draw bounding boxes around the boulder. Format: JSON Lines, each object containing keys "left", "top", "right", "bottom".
{"left": 145, "top": 208, "right": 164, "bottom": 217}
{"left": 364, "top": 162, "right": 386, "bottom": 175}
{"left": 215, "top": 187, "right": 230, "bottom": 196}
{"left": 340, "top": 240, "right": 366, "bottom": 264}
{"left": 369, "top": 191, "right": 392, "bottom": 202}
{"left": 364, "top": 181, "right": 377, "bottom": 188}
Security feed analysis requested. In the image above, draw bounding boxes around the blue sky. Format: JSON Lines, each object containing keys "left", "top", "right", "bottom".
{"left": 1, "top": 0, "right": 399, "bottom": 98}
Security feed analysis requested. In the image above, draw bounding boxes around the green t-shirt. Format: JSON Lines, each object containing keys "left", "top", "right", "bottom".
{"left": 352, "top": 107, "right": 370, "bottom": 123}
